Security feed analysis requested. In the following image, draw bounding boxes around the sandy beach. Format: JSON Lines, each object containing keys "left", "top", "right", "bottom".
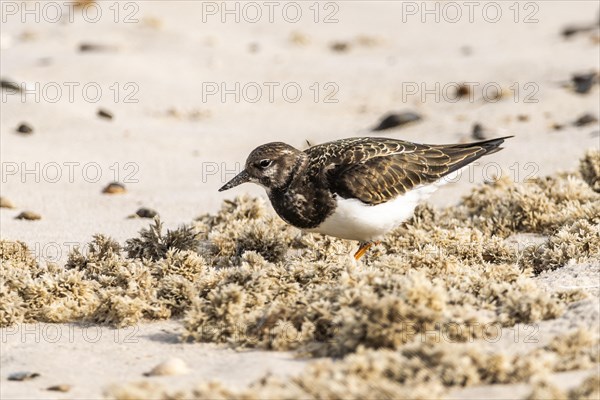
{"left": 1, "top": 1, "right": 599, "bottom": 399}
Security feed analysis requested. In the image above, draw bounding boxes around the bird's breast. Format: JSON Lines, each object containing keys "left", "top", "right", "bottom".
{"left": 268, "top": 186, "right": 335, "bottom": 229}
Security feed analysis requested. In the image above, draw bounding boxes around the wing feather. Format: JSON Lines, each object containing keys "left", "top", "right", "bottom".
{"left": 305, "top": 136, "right": 511, "bottom": 205}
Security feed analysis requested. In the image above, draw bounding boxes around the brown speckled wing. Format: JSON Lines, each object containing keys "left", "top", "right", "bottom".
{"left": 306, "top": 137, "right": 510, "bottom": 205}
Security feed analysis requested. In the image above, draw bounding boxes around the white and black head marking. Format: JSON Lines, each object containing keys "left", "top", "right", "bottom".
{"left": 219, "top": 142, "right": 304, "bottom": 192}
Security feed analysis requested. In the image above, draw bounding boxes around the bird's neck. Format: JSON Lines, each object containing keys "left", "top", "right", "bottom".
{"left": 279, "top": 152, "right": 309, "bottom": 192}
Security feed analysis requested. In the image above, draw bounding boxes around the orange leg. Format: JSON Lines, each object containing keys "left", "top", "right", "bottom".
{"left": 353, "top": 241, "right": 381, "bottom": 260}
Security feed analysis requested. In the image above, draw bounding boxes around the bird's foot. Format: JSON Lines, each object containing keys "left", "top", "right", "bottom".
{"left": 353, "top": 241, "right": 381, "bottom": 260}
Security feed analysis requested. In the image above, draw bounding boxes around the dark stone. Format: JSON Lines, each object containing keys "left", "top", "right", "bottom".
{"left": 136, "top": 208, "right": 159, "bottom": 218}
{"left": 16, "top": 123, "right": 33, "bottom": 134}
{"left": 572, "top": 72, "right": 597, "bottom": 94}
{"left": 472, "top": 123, "right": 487, "bottom": 140}
{"left": 371, "top": 112, "right": 422, "bottom": 131}
{"left": 1, "top": 79, "right": 21, "bottom": 92}
{"left": 8, "top": 372, "right": 40, "bottom": 381}
{"left": 573, "top": 113, "right": 598, "bottom": 127}
{"left": 97, "top": 108, "right": 113, "bottom": 120}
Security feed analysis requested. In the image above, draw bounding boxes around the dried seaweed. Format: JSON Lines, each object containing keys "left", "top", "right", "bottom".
{"left": 2, "top": 235, "right": 208, "bottom": 327}
{"left": 124, "top": 218, "right": 201, "bottom": 261}
{"left": 2, "top": 152, "right": 598, "bottom": 336}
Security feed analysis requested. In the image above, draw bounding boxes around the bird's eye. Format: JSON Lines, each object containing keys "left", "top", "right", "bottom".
{"left": 258, "top": 159, "right": 272, "bottom": 169}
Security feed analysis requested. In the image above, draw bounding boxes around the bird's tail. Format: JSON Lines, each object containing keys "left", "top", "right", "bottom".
{"left": 447, "top": 135, "right": 513, "bottom": 156}
{"left": 432, "top": 136, "right": 514, "bottom": 177}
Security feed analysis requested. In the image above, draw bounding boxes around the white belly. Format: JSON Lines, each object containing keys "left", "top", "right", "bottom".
{"left": 307, "top": 184, "right": 439, "bottom": 242}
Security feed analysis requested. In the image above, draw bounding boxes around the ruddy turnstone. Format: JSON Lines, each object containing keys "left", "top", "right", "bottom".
{"left": 219, "top": 136, "right": 512, "bottom": 259}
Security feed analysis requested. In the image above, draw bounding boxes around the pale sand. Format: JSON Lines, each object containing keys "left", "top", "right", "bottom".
{"left": 1, "top": 320, "right": 309, "bottom": 399}
{"left": 1, "top": 1, "right": 599, "bottom": 398}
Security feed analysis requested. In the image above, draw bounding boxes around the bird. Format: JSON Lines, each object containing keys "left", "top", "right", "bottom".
{"left": 219, "top": 136, "right": 512, "bottom": 260}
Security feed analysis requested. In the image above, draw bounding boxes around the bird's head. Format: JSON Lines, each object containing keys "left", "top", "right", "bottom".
{"left": 218, "top": 142, "right": 305, "bottom": 192}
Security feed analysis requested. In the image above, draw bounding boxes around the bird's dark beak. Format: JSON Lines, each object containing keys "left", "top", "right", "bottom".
{"left": 218, "top": 170, "right": 250, "bottom": 192}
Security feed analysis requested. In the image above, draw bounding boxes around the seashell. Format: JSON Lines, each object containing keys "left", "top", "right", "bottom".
{"left": 102, "top": 182, "right": 126, "bottom": 194}
{"left": 15, "top": 211, "right": 41, "bottom": 220}
{"left": 47, "top": 384, "right": 71, "bottom": 392}
{"left": 0, "top": 196, "right": 15, "bottom": 209}
{"left": 143, "top": 358, "right": 190, "bottom": 377}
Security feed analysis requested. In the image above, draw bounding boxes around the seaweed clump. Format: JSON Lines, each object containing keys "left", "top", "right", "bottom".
{"left": 522, "top": 219, "right": 600, "bottom": 274}
{"left": 194, "top": 196, "right": 294, "bottom": 266}
{"left": 124, "top": 218, "right": 201, "bottom": 261}
{"left": 1, "top": 240, "right": 99, "bottom": 326}
{"left": 446, "top": 172, "right": 599, "bottom": 237}
{"left": 2, "top": 153, "right": 599, "bottom": 342}
{"left": 1, "top": 228, "right": 208, "bottom": 327}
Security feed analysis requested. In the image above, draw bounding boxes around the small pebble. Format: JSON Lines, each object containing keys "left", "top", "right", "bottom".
{"left": 47, "top": 384, "right": 71, "bottom": 392}
{"left": 78, "top": 43, "right": 115, "bottom": 52}
{"left": 144, "top": 358, "right": 190, "bottom": 377}
{"left": 0, "top": 196, "right": 15, "bottom": 209}
{"left": 79, "top": 43, "right": 102, "bottom": 52}
{"left": 97, "top": 108, "right": 113, "bottom": 120}
{"left": 517, "top": 114, "right": 530, "bottom": 122}
{"left": 355, "top": 35, "right": 381, "bottom": 47}
{"left": 562, "top": 24, "right": 594, "bottom": 38}
{"left": 330, "top": 42, "right": 349, "bottom": 52}
{"left": 572, "top": 72, "right": 597, "bottom": 94}
{"left": 248, "top": 42, "right": 260, "bottom": 53}
{"left": 166, "top": 108, "right": 182, "bottom": 118}
{"left": 455, "top": 83, "right": 471, "bottom": 99}
{"left": 1, "top": 79, "right": 21, "bottom": 92}
{"left": 15, "top": 211, "right": 41, "bottom": 221}
{"left": 19, "top": 30, "right": 38, "bottom": 41}
{"left": 8, "top": 372, "right": 40, "bottom": 381}
{"left": 372, "top": 112, "right": 422, "bottom": 131}
{"left": 573, "top": 113, "right": 598, "bottom": 127}
{"left": 142, "top": 16, "right": 162, "bottom": 29}
{"left": 16, "top": 123, "right": 33, "bottom": 134}
{"left": 129, "top": 208, "right": 158, "bottom": 219}
{"left": 73, "top": 0, "right": 96, "bottom": 8}
{"left": 472, "top": 123, "right": 487, "bottom": 140}
{"left": 289, "top": 31, "right": 310, "bottom": 46}
{"left": 165, "top": 107, "right": 211, "bottom": 120}
{"left": 102, "top": 182, "right": 126, "bottom": 194}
